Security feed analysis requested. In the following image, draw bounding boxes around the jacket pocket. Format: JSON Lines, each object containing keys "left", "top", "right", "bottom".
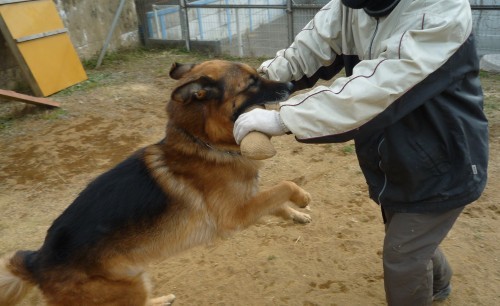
{"left": 379, "top": 132, "right": 451, "bottom": 193}
{"left": 413, "top": 137, "right": 451, "bottom": 175}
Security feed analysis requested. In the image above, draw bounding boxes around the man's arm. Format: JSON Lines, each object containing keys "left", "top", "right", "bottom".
{"left": 258, "top": 0, "right": 345, "bottom": 84}
{"left": 278, "top": 0, "right": 473, "bottom": 142}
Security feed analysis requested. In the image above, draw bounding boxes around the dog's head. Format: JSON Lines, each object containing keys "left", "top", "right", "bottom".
{"left": 167, "top": 60, "right": 293, "bottom": 145}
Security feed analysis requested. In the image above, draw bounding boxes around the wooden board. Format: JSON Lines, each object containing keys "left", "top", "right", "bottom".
{"left": 0, "top": 0, "right": 87, "bottom": 96}
{"left": 0, "top": 89, "right": 60, "bottom": 107}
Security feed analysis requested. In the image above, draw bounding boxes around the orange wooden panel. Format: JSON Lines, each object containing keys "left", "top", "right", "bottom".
{"left": 0, "top": 0, "right": 87, "bottom": 96}
{"left": 17, "top": 34, "right": 87, "bottom": 96}
{"left": 0, "top": 0, "right": 64, "bottom": 40}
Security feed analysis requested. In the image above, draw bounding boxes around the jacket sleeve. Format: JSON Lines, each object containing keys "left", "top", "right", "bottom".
{"left": 258, "top": 0, "right": 345, "bottom": 84}
{"left": 263, "top": 0, "right": 473, "bottom": 142}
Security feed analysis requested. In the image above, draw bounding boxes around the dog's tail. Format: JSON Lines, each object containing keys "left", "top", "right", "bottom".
{"left": 0, "top": 251, "right": 37, "bottom": 306}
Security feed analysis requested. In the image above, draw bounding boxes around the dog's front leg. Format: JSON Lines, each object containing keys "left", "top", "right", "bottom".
{"left": 233, "top": 181, "right": 311, "bottom": 228}
{"left": 272, "top": 204, "right": 312, "bottom": 224}
{"left": 149, "top": 294, "right": 176, "bottom": 306}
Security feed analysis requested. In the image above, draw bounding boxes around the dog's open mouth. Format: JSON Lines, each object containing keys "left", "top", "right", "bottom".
{"left": 232, "top": 81, "right": 294, "bottom": 122}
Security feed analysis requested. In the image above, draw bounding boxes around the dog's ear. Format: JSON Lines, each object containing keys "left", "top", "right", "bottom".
{"left": 169, "top": 62, "right": 196, "bottom": 80}
{"left": 171, "top": 76, "right": 220, "bottom": 104}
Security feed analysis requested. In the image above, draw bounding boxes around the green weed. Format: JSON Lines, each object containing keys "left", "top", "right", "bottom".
{"left": 341, "top": 144, "right": 355, "bottom": 155}
{"left": 56, "top": 72, "right": 111, "bottom": 96}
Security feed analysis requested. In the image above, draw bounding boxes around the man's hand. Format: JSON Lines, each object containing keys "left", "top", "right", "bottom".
{"left": 257, "top": 59, "right": 273, "bottom": 77}
{"left": 233, "top": 108, "right": 289, "bottom": 144}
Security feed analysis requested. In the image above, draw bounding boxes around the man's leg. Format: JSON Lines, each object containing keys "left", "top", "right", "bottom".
{"left": 382, "top": 207, "right": 463, "bottom": 306}
{"left": 432, "top": 247, "right": 453, "bottom": 301}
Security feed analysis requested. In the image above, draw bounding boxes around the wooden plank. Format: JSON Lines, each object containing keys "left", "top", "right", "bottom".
{"left": 0, "top": 0, "right": 32, "bottom": 4}
{"left": 16, "top": 28, "right": 68, "bottom": 43}
{"left": 0, "top": 89, "right": 60, "bottom": 107}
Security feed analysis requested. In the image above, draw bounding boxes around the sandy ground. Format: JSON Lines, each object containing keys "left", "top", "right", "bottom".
{"left": 0, "top": 49, "right": 499, "bottom": 306}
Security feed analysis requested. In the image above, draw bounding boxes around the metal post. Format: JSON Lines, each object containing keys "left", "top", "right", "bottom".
{"left": 248, "top": 0, "right": 253, "bottom": 32}
{"left": 235, "top": 8, "right": 243, "bottom": 57}
{"left": 286, "top": 0, "right": 293, "bottom": 45}
{"left": 179, "top": 0, "right": 191, "bottom": 51}
{"left": 96, "top": 0, "right": 127, "bottom": 68}
{"left": 196, "top": 8, "right": 204, "bottom": 40}
{"left": 225, "top": 0, "right": 232, "bottom": 44}
{"left": 153, "top": 5, "right": 161, "bottom": 39}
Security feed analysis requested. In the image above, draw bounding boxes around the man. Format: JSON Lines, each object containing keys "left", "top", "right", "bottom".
{"left": 233, "top": 0, "right": 489, "bottom": 305}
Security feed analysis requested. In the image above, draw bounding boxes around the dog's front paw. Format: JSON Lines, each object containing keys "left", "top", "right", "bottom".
{"left": 149, "top": 294, "right": 176, "bottom": 306}
{"left": 291, "top": 188, "right": 312, "bottom": 208}
{"left": 292, "top": 210, "right": 312, "bottom": 224}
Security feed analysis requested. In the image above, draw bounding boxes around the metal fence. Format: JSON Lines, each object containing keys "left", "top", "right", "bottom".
{"left": 472, "top": 4, "right": 500, "bottom": 56}
{"left": 135, "top": 0, "right": 500, "bottom": 58}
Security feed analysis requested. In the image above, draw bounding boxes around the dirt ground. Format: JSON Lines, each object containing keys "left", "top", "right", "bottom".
{"left": 0, "top": 49, "right": 499, "bottom": 306}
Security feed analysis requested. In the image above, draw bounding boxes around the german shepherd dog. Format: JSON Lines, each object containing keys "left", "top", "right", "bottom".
{"left": 0, "top": 60, "right": 312, "bottom": 306}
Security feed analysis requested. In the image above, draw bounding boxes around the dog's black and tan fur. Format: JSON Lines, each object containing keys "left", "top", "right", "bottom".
{"left": 0, "top": 60, "right": 311, "bottom": 306}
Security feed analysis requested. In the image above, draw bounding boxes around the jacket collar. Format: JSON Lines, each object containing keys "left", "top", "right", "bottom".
{"left": 342, "top": 0, "right": 401, "bottom": 17}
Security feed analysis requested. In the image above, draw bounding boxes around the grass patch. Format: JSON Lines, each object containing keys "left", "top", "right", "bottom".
{"left": 56, "top": 72, "right": 112, "bottom": 96}
{"left": 0, "top": 117, "right": 13, "bottom": 131}
{"left": 484, "top": 97, "right": 500, "bottom": 112}
{"left": 341, "top": 144, "right": 355, "bottom": 155}
{"left": 0, "top": 104, "right": 68, "bottom": 131}
{"left": 40, "top": 108, "right": 68, "bottom": 120}
{"left": 479, "top": 70, "right": 500, "bottom": 81}
{"left": 81, "top": 47, "right": 160, "bottom": 69}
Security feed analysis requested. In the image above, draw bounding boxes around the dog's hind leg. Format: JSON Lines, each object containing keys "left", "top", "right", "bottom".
{"left": 40, "top": 271, "right": 151, "bottom": 306}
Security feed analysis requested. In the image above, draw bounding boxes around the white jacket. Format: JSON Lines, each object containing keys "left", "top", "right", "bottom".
{"left": 258, "top": 0, "right": 488, "bottom": 212}
{"left": 260, "top": 0, "right": 472, "bottom": 140}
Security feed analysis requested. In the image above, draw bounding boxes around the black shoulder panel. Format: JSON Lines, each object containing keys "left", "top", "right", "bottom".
{"left": 39, "top": 149, "right": 170, "bottom": 265}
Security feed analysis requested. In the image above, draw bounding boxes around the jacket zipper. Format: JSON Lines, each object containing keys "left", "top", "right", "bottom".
{"left": 377, "top": 137, "right": 387, "bottom": 205}
{"left": 371, "top": 17, "right": 384, "bottom": 205}
{"left": 368, "top": 18, "right": 380, "bottom": 60}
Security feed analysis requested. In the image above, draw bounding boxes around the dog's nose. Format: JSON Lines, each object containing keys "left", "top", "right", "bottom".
{"left": 286, "top": 82, "right": 294, "bottom": 92}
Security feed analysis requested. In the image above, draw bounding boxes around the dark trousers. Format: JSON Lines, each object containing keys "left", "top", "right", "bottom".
{"left": 382, "top": 207, "right": 464, "bottom": 305}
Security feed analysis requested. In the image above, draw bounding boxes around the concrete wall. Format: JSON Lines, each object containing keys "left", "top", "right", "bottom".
{"left": 0, "top": 0, "right": 140, "bottom": 92}
{"left": 0, "top": 34, "right": 23, "bottom": 90}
